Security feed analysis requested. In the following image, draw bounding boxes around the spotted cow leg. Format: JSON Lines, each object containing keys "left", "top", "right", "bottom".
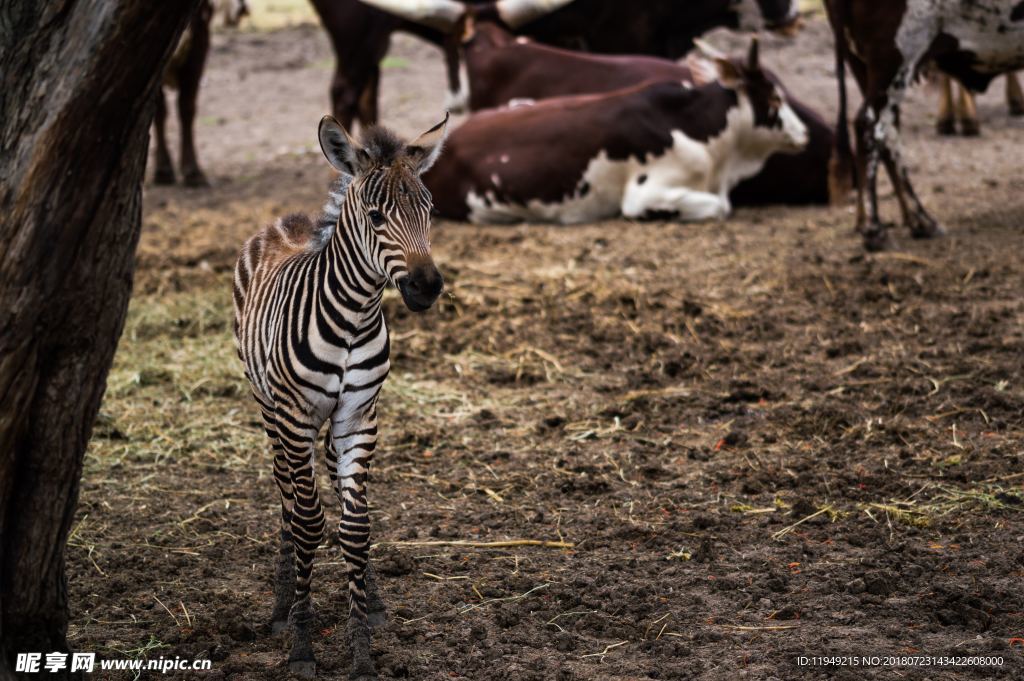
{"left": 272, "top": 406, "right": 325, "bottom": 679}
{"left": 855, "top": 99, "right": 894, "bottom": 251}
{"left": 330, "top": 401, "right": 381, "bottom": 681}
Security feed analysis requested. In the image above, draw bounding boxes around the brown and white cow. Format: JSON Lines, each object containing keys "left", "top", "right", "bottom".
{"left": 457, "top": 21, "right": 836, "bottom": 206}
{"left": 826, "top": 0, "right": 1024, "bottom": 250}
{"left": 424, "top": 41, "right": 809, "bottom": 224}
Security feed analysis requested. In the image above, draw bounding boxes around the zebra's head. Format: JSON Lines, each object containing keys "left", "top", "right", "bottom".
{"left": 318, "top": 114, "right": 450, "bottom": 312}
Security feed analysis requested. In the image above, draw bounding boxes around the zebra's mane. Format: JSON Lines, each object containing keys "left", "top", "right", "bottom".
{"left": 313, "top": 173, "right": 353, "bottom": 247}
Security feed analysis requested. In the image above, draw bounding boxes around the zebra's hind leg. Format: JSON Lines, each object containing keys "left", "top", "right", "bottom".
{"left": 260, "top": 408, "right": 296, "bottom": 634}
{"left": 275, "top": 411, "right": 325, "bottom": 679}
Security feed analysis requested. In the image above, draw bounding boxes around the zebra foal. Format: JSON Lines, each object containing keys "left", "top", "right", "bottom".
{"left": 233, "top": 113, "right": 449, "bottom": 679}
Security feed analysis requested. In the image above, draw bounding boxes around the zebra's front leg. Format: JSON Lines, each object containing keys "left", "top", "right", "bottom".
{"left": 331, "top": 408, "right": 381, "bottom": 680}
{"left": 280, "top": 419, "right": 326, "bottom": 678}
{"left": 326, "top": 428, "right": 387, "bottom": 632}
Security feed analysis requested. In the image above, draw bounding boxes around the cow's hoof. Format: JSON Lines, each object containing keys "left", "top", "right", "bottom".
{"left": 1009, "top": 103, "right": 1024, "bottom": 117}
{"left": 183, "top": 170, "right": 210, "bottom": 188}
{"left": 271, "top": 619, "right": 289, "bottom": 635}
{"left": 153, "top": 168, "right": 176, "bottom": 185}
{"left": 289, "top": 659, "right": 316, "bottom": 678}
{"left": 862, "top": 224, "right": 893, "bottom": 252}
{"left": 959, "top": 119, "right": 980, "bottom": 137}
{"left": 909, "top": 218, "right": 945, "bottom": 240}
{"left": 935, "top": 118, "right": 956, "bottom": 136}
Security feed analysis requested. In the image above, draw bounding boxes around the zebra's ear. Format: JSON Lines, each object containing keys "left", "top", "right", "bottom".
{"left": 318, "top": 115, "right": 366, "bottom": 175}
{"left": 406, "top": 112, "right": 450, "bottom": 175}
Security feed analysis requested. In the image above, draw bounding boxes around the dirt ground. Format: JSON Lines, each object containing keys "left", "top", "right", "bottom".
{"left": 68, "top": 12, "right": 1024, "bottom": 681}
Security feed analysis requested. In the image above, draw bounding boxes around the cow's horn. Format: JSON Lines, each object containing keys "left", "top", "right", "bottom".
{"left": 494, "top": 0, "right": 576, "bottom": 29}
{"left": 357, "top": 0, "right": 464, "bottom": 31}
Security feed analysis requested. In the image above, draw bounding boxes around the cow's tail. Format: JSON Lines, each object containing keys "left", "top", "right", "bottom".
{"left": 828, "top": 2, "right": 856, "bottom": 204}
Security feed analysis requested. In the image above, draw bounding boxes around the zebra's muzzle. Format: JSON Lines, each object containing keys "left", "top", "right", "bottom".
{"left": 398, "top": 260, "right": 444, "bottom": 312}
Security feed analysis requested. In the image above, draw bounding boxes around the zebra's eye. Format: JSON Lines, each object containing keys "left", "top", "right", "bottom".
{"left": 368, "top": 209, "right": 385, "bottom": 227}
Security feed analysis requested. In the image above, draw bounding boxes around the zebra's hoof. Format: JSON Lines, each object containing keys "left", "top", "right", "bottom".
{"left": 271, "top": 619, "right": 289, "bottom": 635}
{"left": 367, "top": 609, "right": 387, "bottom": 630}
{"left": 288, "top": 659, "right": 316, "bottom": 678}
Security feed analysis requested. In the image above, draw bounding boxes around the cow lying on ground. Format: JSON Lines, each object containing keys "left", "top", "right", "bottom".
{"left": 424, "top": 40, "right": 809, "bottom": 224}
{"left": 321, "top": 0, "right": 801, "bottom": 129}
{"left": 825, "top": 0, "right": 1024, "bottom": 250}
{"left": 154, "top": 0, "right": 248, "bottom": 187}
{"left": 458, "top": 20, "right": 835, "bottom": 206}
{"left": 936, "top": 71, "right": 1024, "bottom": 136}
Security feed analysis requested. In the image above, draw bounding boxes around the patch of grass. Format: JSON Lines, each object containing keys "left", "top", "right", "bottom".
{"left": 380, "top": 56, "right": 410, "bottom": 70}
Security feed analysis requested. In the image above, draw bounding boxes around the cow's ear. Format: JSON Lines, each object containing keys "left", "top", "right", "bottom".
{"left": 406, "top": 112, "right": 450, "bottom": 175}
{"left": 319, "top": 115, "right": 366, "bottom": 175}
{"left": 714, "top": 58, "right": 744, "bottom": 89}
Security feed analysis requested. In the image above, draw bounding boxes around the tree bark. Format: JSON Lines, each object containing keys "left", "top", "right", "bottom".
{"left": 0, "top": 1, "right": 200, "bottom": 677}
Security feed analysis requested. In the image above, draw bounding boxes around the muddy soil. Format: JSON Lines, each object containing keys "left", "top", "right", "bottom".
{"left": 69, "top": 14, "right": 1023, "bottom": 681}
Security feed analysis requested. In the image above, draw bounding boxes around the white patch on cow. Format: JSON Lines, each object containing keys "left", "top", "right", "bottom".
{"left": 500, "top": 154, "right": 510, "bottom": 164}
{"left": 515, "top": 36, "right": 531, "bottom": 44}
{"left": 899, "top": 0, "right": 1024, "bottom": 76}
{"left": 465, "top": 93, "right": 808, "bottom": 225}
{"left": 507, "top": 98, "right": 536, "bottom": 109}
{"left": 490, "top": 173, "right": 502, "bottom": 187}
{"left": 467, "top": 150, "right": 629, "bottom": 224}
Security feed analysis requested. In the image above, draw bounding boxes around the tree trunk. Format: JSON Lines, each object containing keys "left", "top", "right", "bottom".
{"left": 0, "top": 1, "right": 200, "bottom": 677}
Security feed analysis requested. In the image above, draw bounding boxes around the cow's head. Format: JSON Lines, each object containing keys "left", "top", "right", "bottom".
{"left": 734, "top": 0, "right": 802, "bottom": 36}
{"left": 702, "top": 39, "right": 808, "bottom": 154}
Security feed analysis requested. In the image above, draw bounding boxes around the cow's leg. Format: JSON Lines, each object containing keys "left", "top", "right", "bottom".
{"left": 936, "top": 74, "right": 957, "bottom": 136}
{"left": 357, "top": 67, "right": 381, "bottom": 128}
{"left": 329, "top": 400, "right": 382, "bottom": 681}
{"left": 621, "top": 177, "right": 729, "bottom": 222}
{"left": 178, "top": 13, "right": 211, "bottom": 187}
{"left": 273, "top": 406, "right": 325, "bottom": 679}
{"left": 879, "top": 105, "right": 941, "bottom": 242}
{"left": 1007, "top": 72, "right": 1024, "bottom": 116}
{"left": 956, "top": 82, "right": 980, "bottom": 136}
{"left": 153, "top": 89, "right": 176, "bottom": 185}
{"left": 854, "top": 103, "right": 886, "bottom": 247}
